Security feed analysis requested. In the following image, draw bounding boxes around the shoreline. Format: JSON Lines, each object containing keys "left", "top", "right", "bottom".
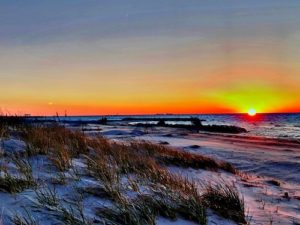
{"left": 193, "top": 132, "right": 300, "bottom": 149}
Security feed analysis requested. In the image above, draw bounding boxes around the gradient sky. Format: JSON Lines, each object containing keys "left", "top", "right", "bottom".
{"left": 1, "top": 0, "right": 300, "bottom": 115}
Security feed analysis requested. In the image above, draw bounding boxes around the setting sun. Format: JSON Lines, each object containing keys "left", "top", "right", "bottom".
{"left": 248, "top": 108, "right": 257, "bottom": 116}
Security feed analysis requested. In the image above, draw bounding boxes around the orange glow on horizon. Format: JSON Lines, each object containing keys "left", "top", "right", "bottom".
{"left": 1, "top": 101, "right": 300, "bottom": 116}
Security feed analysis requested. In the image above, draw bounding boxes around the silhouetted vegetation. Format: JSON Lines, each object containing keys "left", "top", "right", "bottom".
{"left": 157, "top": 119, "right": 166, "bottom": 126}
{"left": 98, "top": 117, "right": 108, "bottom": 125}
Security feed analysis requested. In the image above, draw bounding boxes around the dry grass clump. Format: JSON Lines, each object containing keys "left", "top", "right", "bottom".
{"left": 96, "top": 198, "right": 157, "bottom": 225}
{"left": 86, "top": 139, "right": 196, "bottom": 195}
{"left": 202, "top": 183, "right": 246, "bottom": 224}
{"left": 12, "top": 209, "right": 39, "bottom": 225}
{"left": 0, "top": 157, "right": 35, "bottom": 194}
{"left": 130, "top": 141, "right": 237, "bottom": 173}
{"left": 0, "top": 121, "right": 9, "bottom": 139}
{"left": 86, "top": 137, "right": 144, "bottom": 174}
{"left": 32, "top": 182, "right": 93, "bottom": 225}
{"left": 23, "top": 125, "right": 88, "bottom": 157}
{"left": 48, "top": 144, "right": 72, "bottom": 172}
{"left": 35, "top": 191, "right": 93, "bottom": 225}
{"left": 0, "top": 116, "right": 25, "bottom": 138}
{"left": 137, "top": 162, "right": 198, "bottom": 195}
{"left": 35, "top": 185, "right": 60, "bottom": 208}
{"left": 22, "top": 125, "right": 89, "bottom": 172}
{"left": 12, "top": 156, "right": 35, "bottom": 185}
{"left": 136, "top": 181, "right": 207, "bottom": 224}
{"left": 86, "top": 136, "right": 111, "bottom": 152}
{"left": 22, "top": 125, "right": 236, "bottom": 173}
{"left": 85, "top": 155, "right": 124, "bottom": 202}
{"left": 0, "top": 174, "right": 33, "bottom": 194}
{"left": 96, "top": 186, "right": 207, "bottom": 225}
{"left": 59, "top": 204, "right": 92, "bottom": 225}
{"left": 85, "top": 137, "right": 245, "bottom": 224}
{"left": 96, "top": 142, "right": 156, "bottom": 175}
{"left": 23, "top": 126, "right": 51, "bottom": 156}
{"left": 85, "top": 139, "right": 209, "bottom": 224}
{"left": 54, "top": 193, "right": 93, "bottom": 225}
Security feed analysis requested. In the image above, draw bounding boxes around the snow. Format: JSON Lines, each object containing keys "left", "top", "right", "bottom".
{"left": 0, "top": 124, "right": 299, "bottom": 224}
{"left": 98, "top": 125, "right": 300, "bottom": 224}
{"left": 157, "top": 217, "right": 197, "bottom": 225}
{"left": 0, "top": 138, "right": 26, "bottom": 154}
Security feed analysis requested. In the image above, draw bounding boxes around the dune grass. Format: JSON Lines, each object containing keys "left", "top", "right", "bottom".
{"left": 84, "top": 136, "right": 244, "bottom": 224}
{"left": 130, "top": 141, "right": 237, "bottom": 173}
{"left": 0, "top": 173, "right": 34, "bottom": 194}
{"left": 0, "top": 157, "right": 35, "bottom": 194}
{"left": 58, "top": 202, "right": 93, "bottom": 225}
{"left": 35, "top": 184, "right": 60, "bottom": 208}
{"left": 12, "top": 211, "right": 39, "bottom": 225}
{"left": 202, "top": 183, "right": 246, "bottom": 224}
{"left": 0, "top": 120, "right": 246, "bottom": 225}
{"left": 22, "top": 125, "right": 88, "bottom": 157}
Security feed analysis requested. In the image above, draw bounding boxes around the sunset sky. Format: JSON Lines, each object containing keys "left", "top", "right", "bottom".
{"left": 1, "top": 0, "right": 300, "bottom": 115}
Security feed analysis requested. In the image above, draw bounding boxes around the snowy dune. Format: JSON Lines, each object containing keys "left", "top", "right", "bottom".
{"left": 0, "top": 123, "right": 299, "bottom": 224}
{"left": 96, "top": 125, "right": 300, "bottom": 224}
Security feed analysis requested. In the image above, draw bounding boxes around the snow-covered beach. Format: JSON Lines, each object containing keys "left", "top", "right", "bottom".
{"left": 96, "top": 124, "right": 300, "bottom": 224}
{"left": 0, "top": 118, "right": 299, "bottom": 225}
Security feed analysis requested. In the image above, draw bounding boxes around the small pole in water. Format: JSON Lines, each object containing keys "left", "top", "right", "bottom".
{"left": 56, "top": 112, "right": 61, "bottom": 123}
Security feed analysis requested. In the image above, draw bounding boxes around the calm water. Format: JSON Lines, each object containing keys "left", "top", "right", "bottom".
{"left": 195, "top": 113, "right": 300, "bottom": 139}
{"left": 40, "top": 113, "right": 300, "bottom": 139}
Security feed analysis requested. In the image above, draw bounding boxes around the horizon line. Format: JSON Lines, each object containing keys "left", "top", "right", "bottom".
{"left": 3, "top": 111, "right": 300, "bottom": 117}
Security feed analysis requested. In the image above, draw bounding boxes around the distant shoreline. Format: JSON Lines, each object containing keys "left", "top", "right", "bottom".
{"left": 14, "top": 112, "right": 300, "bottom": 117}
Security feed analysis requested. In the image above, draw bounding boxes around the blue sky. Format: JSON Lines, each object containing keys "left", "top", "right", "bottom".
{"left": 1, "top": 0, "right": 300, "bottom": 115}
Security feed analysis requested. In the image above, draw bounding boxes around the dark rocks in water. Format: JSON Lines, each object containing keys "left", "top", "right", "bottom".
{"left": 189, "top": 145, "right": 201, "bottom": 149}
{"left": 131, "top": 117, "right": 247, "bottom": 134}
{"left": 191, "top": 117, "right": 202, "bottom": 127}
{"left": 243, "top": 183, "right": 257, "bottom": 188}
{"left": 157, "top": 119, "right": 166, "bottom": 126}
{"left": 135, "top": 123, "right": 155, "bottom": 128}
{"left": 159, "top": 141, "right": 169, "bottom": 145}
{"left": 267, "top": 179, "right": 281, "bottom": 187}
{"left": 283, "top": 192, "right": 290, "bottom": 200}
{"left": 134, "top": 123, "right": 247, "bottom": 134}
{"left": 190, "top": 118, "right": 246, "bottom": 133}
{"left": 98, "top": 117, "right": 108, "bottom": 125}
{"left": 198, "top": 125, "right": 247, "bottom": 134}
